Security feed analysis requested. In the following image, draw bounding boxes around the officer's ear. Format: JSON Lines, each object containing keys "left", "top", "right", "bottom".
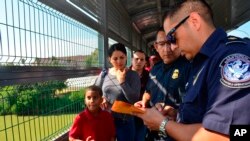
{"left": 189, "top": 12, "right": 201, "bottom": 31}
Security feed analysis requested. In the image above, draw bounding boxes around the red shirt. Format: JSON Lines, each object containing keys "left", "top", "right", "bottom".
{"left": 69, "top": 109, "right": 116, "bottom": 141}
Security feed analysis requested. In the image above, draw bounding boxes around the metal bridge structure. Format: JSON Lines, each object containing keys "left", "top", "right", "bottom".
{"left": 0, "top": 0, "right": 249, "bottom": 140}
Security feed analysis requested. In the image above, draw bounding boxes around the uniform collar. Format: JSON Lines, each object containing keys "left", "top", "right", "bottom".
{"left": 159, "top": 61, "right": 173, "bottom": 71}
{"left": 163, "top": 62, "right": 173, "bottom": 70}
{"left": 199, "top": 28, "right": 227, "bottom": 58}
{"left": 162, "top": 57, "right": 184, "bottom": 71}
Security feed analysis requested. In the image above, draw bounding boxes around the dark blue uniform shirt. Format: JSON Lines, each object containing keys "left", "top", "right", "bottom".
{"left": 145, "top": 57, "right": 190, "bottom": 109}
{"left": 179, "top": 28, "right": 250, "bottom": 135}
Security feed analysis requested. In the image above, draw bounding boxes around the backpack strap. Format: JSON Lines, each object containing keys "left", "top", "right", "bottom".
{"left": 94, "top": 68, "right": 108, "bottom": 87}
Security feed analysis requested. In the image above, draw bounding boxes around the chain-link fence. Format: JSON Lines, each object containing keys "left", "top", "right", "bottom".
{"left": 0, "top": 0, "right": 101, "bottom": 140}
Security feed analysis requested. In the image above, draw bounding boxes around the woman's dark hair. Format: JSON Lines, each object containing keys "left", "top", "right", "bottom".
{"left": 108, "top": 43, "right": 127, "bottom": 57}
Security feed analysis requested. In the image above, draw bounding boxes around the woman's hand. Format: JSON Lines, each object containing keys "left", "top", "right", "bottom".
{"left": 116, "top": 68, "right": 127, "bottom": 84}
{"left": 100, "top": 97, "right": 109, "bottom": 110}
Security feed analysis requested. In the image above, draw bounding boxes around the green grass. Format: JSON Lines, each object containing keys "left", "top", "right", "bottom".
{"left": 0, "top": 114, "right": 77, "bottom": 141}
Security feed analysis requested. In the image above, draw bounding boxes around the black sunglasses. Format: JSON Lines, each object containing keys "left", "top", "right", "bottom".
{"left": 166, "top": 15, "right": 190, "bottom": 44}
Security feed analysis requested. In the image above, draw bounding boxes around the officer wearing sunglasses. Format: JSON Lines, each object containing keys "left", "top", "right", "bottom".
{"left": 134, "top": 0, "right": 250, "bottom": 141}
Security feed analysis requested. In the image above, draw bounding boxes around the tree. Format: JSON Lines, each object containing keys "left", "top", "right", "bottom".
{"left": 0, "top": 80, "right": 67, "bottom": 115}
{"left": 84, "top": 49, "right": 99, "bottom": 67}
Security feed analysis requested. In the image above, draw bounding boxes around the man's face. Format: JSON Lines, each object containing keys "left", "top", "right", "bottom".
{"left": 163, "top": 17, "right": 195, "bottom": 60}
{"left": 132, "top": 52, "right": 146, "bottom": 71}
{"left": 154, "top": 31, "right": 180, "bottom": 64}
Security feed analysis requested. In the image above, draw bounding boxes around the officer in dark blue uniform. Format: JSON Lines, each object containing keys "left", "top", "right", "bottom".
{"left": 146, "top": 56, "right": 189, "bottom": 109}
{"left": 134, "top": 1, "right": 250, "bottom": 140}
{"left": 141, "top": 27, "right": 190, "bottom": 141}
{"left": 143, "top": 27, "right": 190, "bottom": 110}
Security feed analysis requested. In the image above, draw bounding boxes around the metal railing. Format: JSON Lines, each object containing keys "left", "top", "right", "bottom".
{"left": 0, "top": 0, "right": 103, "bottom": 67}
{"left": 0, "top": 0, "right": 137, "bottom": 140}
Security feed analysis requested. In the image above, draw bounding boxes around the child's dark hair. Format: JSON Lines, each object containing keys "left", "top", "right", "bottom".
{"left": 86, "top": 85, "right": 103, "bottom": 97}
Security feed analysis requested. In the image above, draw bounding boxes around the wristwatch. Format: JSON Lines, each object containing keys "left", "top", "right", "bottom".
{"left": 159, "top": 118, "right": 169, "bottom": 136}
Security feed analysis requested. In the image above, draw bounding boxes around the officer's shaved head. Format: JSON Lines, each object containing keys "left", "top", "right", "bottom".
{"left": 166, "top": 0, "right": 214, "bottom": 26}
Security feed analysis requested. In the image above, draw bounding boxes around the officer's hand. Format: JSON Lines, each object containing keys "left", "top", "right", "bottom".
{"left": 155, "top": 102, "right": 165, "bottom": 112}
{"left": 134, "top": 93, "right": 150, "bottom": 108}
{"left": 139, "top": 92, "right": 151, "bottom": 108}
{"left": 162, "top": 105, "right": 177, "bottom": 121}
{"left": 133, "top": 107, "right": 165, "bottom": 131}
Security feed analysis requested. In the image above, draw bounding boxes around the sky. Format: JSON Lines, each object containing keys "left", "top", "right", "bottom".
{"left": 228, "top": 21, "right": 250, "bottom": 38}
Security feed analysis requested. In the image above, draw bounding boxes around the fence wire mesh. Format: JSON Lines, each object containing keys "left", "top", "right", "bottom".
{"left": 0, "top": 0, "right": 102, "bottom": 140}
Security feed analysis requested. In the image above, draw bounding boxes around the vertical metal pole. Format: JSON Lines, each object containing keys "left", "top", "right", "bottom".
{"left": 100, "top": 0, "right": 109, "bottom": 69}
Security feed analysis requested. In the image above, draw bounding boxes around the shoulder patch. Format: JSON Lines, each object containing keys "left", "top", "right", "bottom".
{"left": 220, "top": 53, "right": 250, "bottom": 88}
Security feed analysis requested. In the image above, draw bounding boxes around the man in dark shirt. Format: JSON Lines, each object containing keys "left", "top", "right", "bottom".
{"left": 130, "top": 50, "right": 149, "bottom": 101}
{"left": 130, "top": 50, "right": 149, "bottom": 141}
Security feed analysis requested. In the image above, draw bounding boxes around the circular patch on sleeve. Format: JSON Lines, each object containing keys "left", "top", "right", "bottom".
{"left": 220, "top": 53, "right": 250, "bottom": 88}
